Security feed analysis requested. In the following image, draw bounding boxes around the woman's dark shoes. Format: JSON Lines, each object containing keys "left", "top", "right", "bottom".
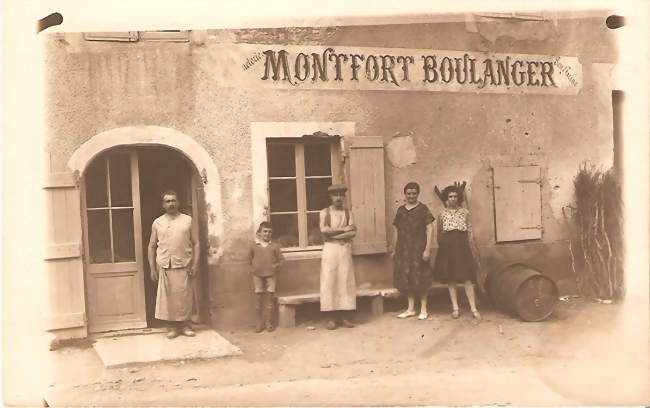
{"left": 166, "top": 327, "right": 180, "bottom": 339}
{"left": 326, "top": 319, "right": 338, "bottom": 330}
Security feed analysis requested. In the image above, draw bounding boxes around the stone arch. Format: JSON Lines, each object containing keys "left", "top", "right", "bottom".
{"left": 68, "top": 125, "right": 222, "bottom": 264}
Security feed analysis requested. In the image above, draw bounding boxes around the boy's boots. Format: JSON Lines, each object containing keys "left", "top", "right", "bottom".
{"left": 264, "top": 292, "right": 276, "bottom": 332}
{"left": 254, "top": 293, "right": 265, "bottom": 333}
{"left": 264, "top": 292, "right": 275, "bottom": 331}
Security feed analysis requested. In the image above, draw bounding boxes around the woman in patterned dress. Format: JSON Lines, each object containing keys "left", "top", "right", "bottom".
{"left": 392, "top": 182, "right": 435, "bottom": 320}
{"left": 434, "top": 185, "right": 481, "bottom": 319}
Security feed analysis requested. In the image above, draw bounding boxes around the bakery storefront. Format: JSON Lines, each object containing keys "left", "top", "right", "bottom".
{"left": 43, "top": 13, "right": 617, "bottom": 339}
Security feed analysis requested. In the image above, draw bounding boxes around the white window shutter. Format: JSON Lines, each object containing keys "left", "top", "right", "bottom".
{"left": 347, "top": 137, "right": 388, "bottom": 254}
{"left": 43, "top": 157, "right": 87, "bottom": 331}
{"left": 83, "top": 32, "right": 139, "bottom": 42}
{"left": 493, "top": 166, "right": 542, "bottom": 242}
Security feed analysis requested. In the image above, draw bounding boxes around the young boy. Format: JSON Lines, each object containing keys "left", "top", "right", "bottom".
{"left": 249, "top": 221, "right": 284, "bottom": 332}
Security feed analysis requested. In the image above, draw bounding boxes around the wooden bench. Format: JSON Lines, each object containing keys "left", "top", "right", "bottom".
{"left": 277, "top": 288, "right": 400, "bottom": 328}
{"left": 277, "top": 283, "right": 475, "bottom": 328}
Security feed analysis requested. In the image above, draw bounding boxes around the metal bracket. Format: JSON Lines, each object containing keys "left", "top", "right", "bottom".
{"left": 73, "top": 170, "right": 81, "bottom": 187}
{"left": 518, "top": 178, "right": 542, "bottom": 184}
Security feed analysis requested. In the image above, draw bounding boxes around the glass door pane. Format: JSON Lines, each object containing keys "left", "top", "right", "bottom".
{"left": 85, "top": 158, "right": 108, "bottom": 208}
{"left": 87, "top": 209, "right": 111, "bottom": 263}
{"left": 109, "top": 154, "right": 133, "bottom": 207}
{"left": 112, "top": 209, "right": 136, "bottom": 262}
{"left": 85, "top": 153, "right": 136, "bottom": 264}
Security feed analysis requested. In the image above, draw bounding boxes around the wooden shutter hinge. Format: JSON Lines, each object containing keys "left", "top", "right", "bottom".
{"left": 521, "top": 225, "right": 543, "bottom": 230}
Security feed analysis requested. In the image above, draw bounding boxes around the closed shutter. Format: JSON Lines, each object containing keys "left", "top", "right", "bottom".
{"left": 348, "top": 137, "right": 388, "bottom": 254}
{"left": 83, "top": 32, "right": 138, "bottom": 42}
{"left": 44, "top": 155, "right": 86, "bottom": 331}
{"left": 493, "top": 165, "right": 542, "bottom": 242}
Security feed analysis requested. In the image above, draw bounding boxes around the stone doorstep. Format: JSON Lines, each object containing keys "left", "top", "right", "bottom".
{"left": 92, "top": 329, "right": 242, "bottom": 369}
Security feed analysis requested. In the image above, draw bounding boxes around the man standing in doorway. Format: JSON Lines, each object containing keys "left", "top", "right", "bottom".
{"left": 319, "top": 184, "right": 357, "bottom": 330}
{"left": 148, "top": 190, "right": 200, "bottom": 339}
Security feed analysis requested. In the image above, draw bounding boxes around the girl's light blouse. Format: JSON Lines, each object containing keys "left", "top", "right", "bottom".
{"left": 440, "top": 207, "right": 471, "bottom": 232}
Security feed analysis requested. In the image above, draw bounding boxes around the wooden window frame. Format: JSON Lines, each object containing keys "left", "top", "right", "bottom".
{"left": 83, "top": 30, "right": 189, "bottom": 42}
{"left": 83, "top": 31, "right": 139, "bottom": 42}
{"left": 474, "top": 11, "right": 545, "bottom": 21}
{"left": 137, "top": 30, "right": 190, "bottom": 42}
{"left": 267, "top": 138, "right": 342, "bottom": 252}
{"left": 250, "top": 122, "right": 356, "bottom": 260}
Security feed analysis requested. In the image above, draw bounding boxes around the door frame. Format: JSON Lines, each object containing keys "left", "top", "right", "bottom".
{"left": 68, "top": 126, "right": 223, "bottom": 333}
{"left": 82, "top": 146, "right": 210, "bottom": 332}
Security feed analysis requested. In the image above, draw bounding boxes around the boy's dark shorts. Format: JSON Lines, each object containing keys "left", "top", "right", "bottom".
{"left": 252, "top": 275, "right": 276, "bottom": 293}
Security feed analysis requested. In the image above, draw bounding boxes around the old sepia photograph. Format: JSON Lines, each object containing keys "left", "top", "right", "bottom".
{"left": 3, "top": 0, "right": 649, "bottom": 406}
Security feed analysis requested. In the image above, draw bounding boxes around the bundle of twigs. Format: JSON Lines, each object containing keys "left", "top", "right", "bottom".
{"left": 572, "top": 163, "right": 624, "bottom": 300}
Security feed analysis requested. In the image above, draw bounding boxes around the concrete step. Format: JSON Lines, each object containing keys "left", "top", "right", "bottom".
{"left": 93, "top": 329, "right": 242, "bottom": 368}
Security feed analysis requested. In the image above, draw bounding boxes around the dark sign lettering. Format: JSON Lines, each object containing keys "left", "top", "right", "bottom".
{"left": 244, "top": 46, "right": 578, "bottom": 94}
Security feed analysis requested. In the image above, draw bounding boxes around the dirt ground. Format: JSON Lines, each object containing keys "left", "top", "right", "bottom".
{"left": 43, "top": 293, "right": 649, "bottom": 406}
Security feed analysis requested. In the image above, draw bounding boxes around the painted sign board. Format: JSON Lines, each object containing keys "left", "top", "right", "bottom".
{"left": 209, "top": 43, "right": 582, "bottom": 95}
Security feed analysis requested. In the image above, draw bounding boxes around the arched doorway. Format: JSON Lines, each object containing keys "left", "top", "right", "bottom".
{"left": 81, "top": 145, "right": 207, "bottom": 332}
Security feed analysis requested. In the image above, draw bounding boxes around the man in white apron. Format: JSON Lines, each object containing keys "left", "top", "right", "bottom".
{"left": 148, "top": 190, "right": 200, "bottom": 339}
{"left": 319, "top": 184, "right": 357, "bottom": 330}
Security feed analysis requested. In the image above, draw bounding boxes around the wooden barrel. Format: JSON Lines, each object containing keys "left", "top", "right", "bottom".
{"left": 486, "top": 263, "right": 559, "bottom": 322}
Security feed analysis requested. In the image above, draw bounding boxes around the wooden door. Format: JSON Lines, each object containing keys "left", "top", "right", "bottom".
{"left": 83, "top": 151, "right": 147, "bottom": 332}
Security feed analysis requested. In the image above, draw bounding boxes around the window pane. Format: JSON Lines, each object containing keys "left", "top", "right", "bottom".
{"left": 270, "top": 214, "right": 299, "bottom": 248}
{"left": 87, "top": 210, "right": 111, "bottom": 263}
{"left": 109, "top": 154, "right": 133, "bottom": 207}
{"left": 306, "top": 178, "right": 332, "bottom": 211}
{"left": 112, "top": 209, "right": 135, "bottom": 262}
{"left": 269, "top": 179, "right": 297, "bottom": 212}
{"left": 267, "top": 143, "right": 296, "bottom": 177}
{"left": 304, "top": 143, "right": 332, "bottom": 176}
{"left": 85, "top": 158, "right": 108, "bottom": 208}
{"left": 307, "top": 213, "right": 323, "bottom": 246}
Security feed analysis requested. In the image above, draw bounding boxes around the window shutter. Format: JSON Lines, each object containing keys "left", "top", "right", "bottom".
{"left": 44, "top": 158, "right": 87, "bottom": 331}
{"left": 83, "top": 32, "right": 139, "bottom": 42}
{"left": 138, "top": 31, "right": 190, "bottom": 42}
{"left": 347, "top": 137, "right": 388, "bottom": 254}
{"left": 493, "top": 165, "right": 542, "bottom": 242}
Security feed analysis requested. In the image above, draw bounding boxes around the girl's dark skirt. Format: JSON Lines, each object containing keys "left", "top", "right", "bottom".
{"left": 434, "top": 230, "right": 476, "bottom": 284}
